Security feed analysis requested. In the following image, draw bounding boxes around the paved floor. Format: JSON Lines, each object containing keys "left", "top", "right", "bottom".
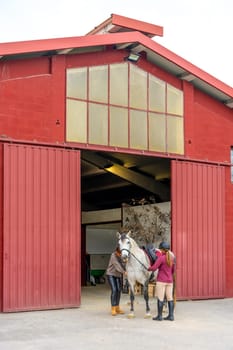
{"left": 0, "top": 284, "right": 233, "bottom": 350}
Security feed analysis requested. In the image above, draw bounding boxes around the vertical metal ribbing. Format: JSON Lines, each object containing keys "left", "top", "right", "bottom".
{"left": 3, "top": 144, "right": 81, "bottom": 312}
{"left": 172, "top": 160, "right": 225, "bottom": 300}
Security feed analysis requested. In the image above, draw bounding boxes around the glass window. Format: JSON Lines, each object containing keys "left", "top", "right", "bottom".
{"left": 110, "top": 106, "right": 128, "bottom": 148}
{"left": 66, "top": 67, "right": 87, "bottom": 99}
{"left": 66, "top": 63, "right": 184, "bottom": 155}
{"left": 89, "top": 65, "right": 108, "bottom": 103}
{"left": 129, "top": 64, "right": 147, "bottom": 110}
{"left": 149, "top": 113, "right": 166, "bottom": 152}
{"left": 66, "top": 99, "right": 87, "bottom": 142}
{"left": 130, "top": 110, "right": 147, "bottom": 149}
{"left": 110, "top": 63, "right": 128, "bottom": 106}
{"left": 89, "top": 103, "right": 108, "bottom": 145}
{"left": 167, "top": 116, "right": 184, "bottom": 154}
{"left": 167, "top": 84, "right": 183, "bottom": 116}
{"left": 149, "top": 75, "right": 166, "bottom": 113}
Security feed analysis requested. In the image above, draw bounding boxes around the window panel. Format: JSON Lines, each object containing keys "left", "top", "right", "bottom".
{"left": 149, "top": 113, "right": 166, "bottom": 152}
{"left": 66, "top": 99, "right": 87, "bottom": 142}
{"left": 110, "top": 63, "right": 128, "bottom": 106}
{"left": 110, "top": 106, "right": 128, "bottom": 147}
{"left": 167, "top": 84, "right": 184, "bottom": 115}
{"left": 89, "top": 65, "right": 108, "bottom": 103}
{"left": 129, "top": 64, "right": 147, "bottom": 109}
{"left": 167, "top": 116, "right": 184, "bottom": 154}
{"left": 149, "top": 75, "right": 165, "bottom": 112}
{"left": 89, "top": 103, "right": 108, "bottom": 145}
{"left": 130, "top": 110, "right": 147, "bottom": 149}
{"left": 66, "top": 68, "right": 87, "bottom": 99}
{"left": 65, "top": 64, "right": 184, "bottom": 155}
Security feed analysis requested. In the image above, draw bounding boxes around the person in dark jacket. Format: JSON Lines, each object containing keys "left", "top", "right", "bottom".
{"left": 106, "top": 246, "right": 126, "bottom": 316}
{"left": 148, "top": 241, "right": 176, "bottom": 321}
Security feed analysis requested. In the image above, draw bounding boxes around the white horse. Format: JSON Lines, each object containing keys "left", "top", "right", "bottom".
{"left": 117, "top": 230, "right": 153, "bottom": 318}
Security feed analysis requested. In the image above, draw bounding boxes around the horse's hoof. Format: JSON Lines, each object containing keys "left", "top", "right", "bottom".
{"left": 127, "top": 313, "right": 135, "bottom": 319}
{"left": 144, "top": 313, "right": 152, "bottom": 319}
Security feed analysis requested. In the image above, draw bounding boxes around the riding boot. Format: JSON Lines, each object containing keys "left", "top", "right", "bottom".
{"left": 152, "top": 299, "right": 163, "bottom": 321}
{"left": 111, "top": 306, "right": 117, "bottom": 316}
{"left": 164, "top": 301, "right": 174, "bottom": 321}
{"left": 116, "top": 305, "right": 125, "bottom": 314}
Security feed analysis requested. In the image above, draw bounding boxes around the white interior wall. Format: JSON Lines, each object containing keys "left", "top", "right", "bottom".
{"left": 86, "top": 225, "right": 121, "bottom": 270}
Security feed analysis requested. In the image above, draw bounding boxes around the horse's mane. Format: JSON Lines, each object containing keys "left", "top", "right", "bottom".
{"left": 128, "top": 236, "right": 140, "bottom": 250}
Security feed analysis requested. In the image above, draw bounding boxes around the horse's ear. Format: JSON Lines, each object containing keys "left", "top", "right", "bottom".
{"left": 116, "top": 232, "right": 121, "bottom": 239}
{"left": 128, "top": 230, "right": 131, "bottom": 237}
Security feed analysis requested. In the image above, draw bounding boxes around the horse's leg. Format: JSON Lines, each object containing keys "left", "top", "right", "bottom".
{"left": 127, "top": 286, "right": 135, "bottom": 318}
{"left": 143, "top": 281, "right": 151, "bottom": 318}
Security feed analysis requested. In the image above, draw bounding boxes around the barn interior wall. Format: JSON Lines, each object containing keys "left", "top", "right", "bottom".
{"left": 122, "top": 202, "right": 171, "bottom": 247}
{"left": 86, "top": 226, "right": 119, "bottom": 280}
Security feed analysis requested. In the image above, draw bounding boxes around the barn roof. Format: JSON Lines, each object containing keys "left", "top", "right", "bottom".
{"left": 0, "top": 13, "right": 232, "bottom": 108}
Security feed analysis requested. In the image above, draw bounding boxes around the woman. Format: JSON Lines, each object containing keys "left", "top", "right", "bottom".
{"left": 106, "top": 246, "right": 126, "bottom": 316}
{"left": 148, "top": 241, "right": 176, "bottom": 321}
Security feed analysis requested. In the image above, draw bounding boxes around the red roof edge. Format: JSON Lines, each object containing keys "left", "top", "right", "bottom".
{"left": 86, "top": 13, "right": 163, "bottom": 38}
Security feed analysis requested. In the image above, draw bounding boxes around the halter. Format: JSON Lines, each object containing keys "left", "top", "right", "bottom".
{"left": 120, "top": 246, "right": 148, "bottom": 271}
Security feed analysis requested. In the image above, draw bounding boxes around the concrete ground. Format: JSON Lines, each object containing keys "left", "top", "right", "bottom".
{"left": 0, "top": 284, "right": 233, "bottom": 350}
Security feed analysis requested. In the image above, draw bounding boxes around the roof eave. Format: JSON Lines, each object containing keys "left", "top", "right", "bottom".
{"left": 86, "top": 13, "right": 163, "bottom": 38}
{"left": 0, "top": 31, "right": 232, "bottom": 107}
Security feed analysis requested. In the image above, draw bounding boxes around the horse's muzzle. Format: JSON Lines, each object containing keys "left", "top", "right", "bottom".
{"left": 121, "top": 256, "right": 128, "bottom": 263}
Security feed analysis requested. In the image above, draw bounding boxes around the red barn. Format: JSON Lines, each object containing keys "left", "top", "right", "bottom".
{"left": 0, "top": 14, "right": 232, "bottom": 312}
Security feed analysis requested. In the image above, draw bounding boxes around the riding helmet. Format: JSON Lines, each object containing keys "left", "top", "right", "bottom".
{"left": 159, "top": 241, "right": 170, "bottom": 250}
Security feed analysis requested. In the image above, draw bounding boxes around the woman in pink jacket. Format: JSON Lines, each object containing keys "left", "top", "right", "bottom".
{"left": 148, "top": 241, "right": 176, "bottom": 321}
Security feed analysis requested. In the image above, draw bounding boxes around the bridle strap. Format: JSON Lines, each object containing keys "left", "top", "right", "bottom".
{"left": 120, "top": 247, "right": 148, "bottom": 271}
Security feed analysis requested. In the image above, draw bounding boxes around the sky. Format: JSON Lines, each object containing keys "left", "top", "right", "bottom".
{"left": 0, "top": 0, "right": 232, "bottom": 87}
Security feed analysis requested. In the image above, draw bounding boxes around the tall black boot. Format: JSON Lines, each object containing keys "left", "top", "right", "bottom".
{"left": 164, "top": 300, "right": 174, "bottom": 321}
{"left": 152, "top": 299, "right": 163, "bottom": 321}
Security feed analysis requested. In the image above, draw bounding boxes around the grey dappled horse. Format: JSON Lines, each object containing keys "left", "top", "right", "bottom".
{"left": 117, "top": 231, "right": 153, "bottom": 318}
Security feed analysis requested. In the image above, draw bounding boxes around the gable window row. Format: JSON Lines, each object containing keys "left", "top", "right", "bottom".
{"left": 66, "top": 62, "right": 184, "bottom": 155}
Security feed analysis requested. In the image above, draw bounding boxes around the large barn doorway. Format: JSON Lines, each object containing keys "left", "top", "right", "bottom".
{"left": 80, "top": 150, "right": 171, "bottom": 288}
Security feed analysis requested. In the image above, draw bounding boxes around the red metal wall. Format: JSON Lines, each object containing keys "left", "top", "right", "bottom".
{"left": 172, "top": 160, "right": 225, "bottom": 299}
{"left": 2, "top": 144, "right": 81, "bottom": 312}
{"left": 0, "top": 144, "right": 3, "bottom": 311}
{"left": 0, "top": 56, "right": 65, "bottom": 143}
{"left": 184, "top": 82, "right": 233, "bottom": 296}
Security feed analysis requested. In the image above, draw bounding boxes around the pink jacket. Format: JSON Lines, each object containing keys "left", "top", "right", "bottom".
{"left": 148, "top": 253, "right": 175, "bottom": 283}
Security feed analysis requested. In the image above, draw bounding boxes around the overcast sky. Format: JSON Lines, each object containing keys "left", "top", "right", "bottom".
{"left": 0, "top": 0, "right": 232, "bottom": 87}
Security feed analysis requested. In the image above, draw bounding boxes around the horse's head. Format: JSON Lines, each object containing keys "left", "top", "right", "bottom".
{"left": 117, "top": 231, "right": 132, "bottom": 263}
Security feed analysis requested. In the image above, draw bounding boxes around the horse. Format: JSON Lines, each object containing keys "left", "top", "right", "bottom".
{"left": 117, "top": 230, "right": 154, "bottom": 318}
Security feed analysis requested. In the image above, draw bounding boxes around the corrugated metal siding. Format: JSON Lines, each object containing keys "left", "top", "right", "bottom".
{"left": 3, "top": 144, "right": 81, "bottom": 312}
{"left": 0, "top": 144, "right": 3, "bottom": 312}
{"left": 172, "top": 160, "right": 225, "bottom": 300}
